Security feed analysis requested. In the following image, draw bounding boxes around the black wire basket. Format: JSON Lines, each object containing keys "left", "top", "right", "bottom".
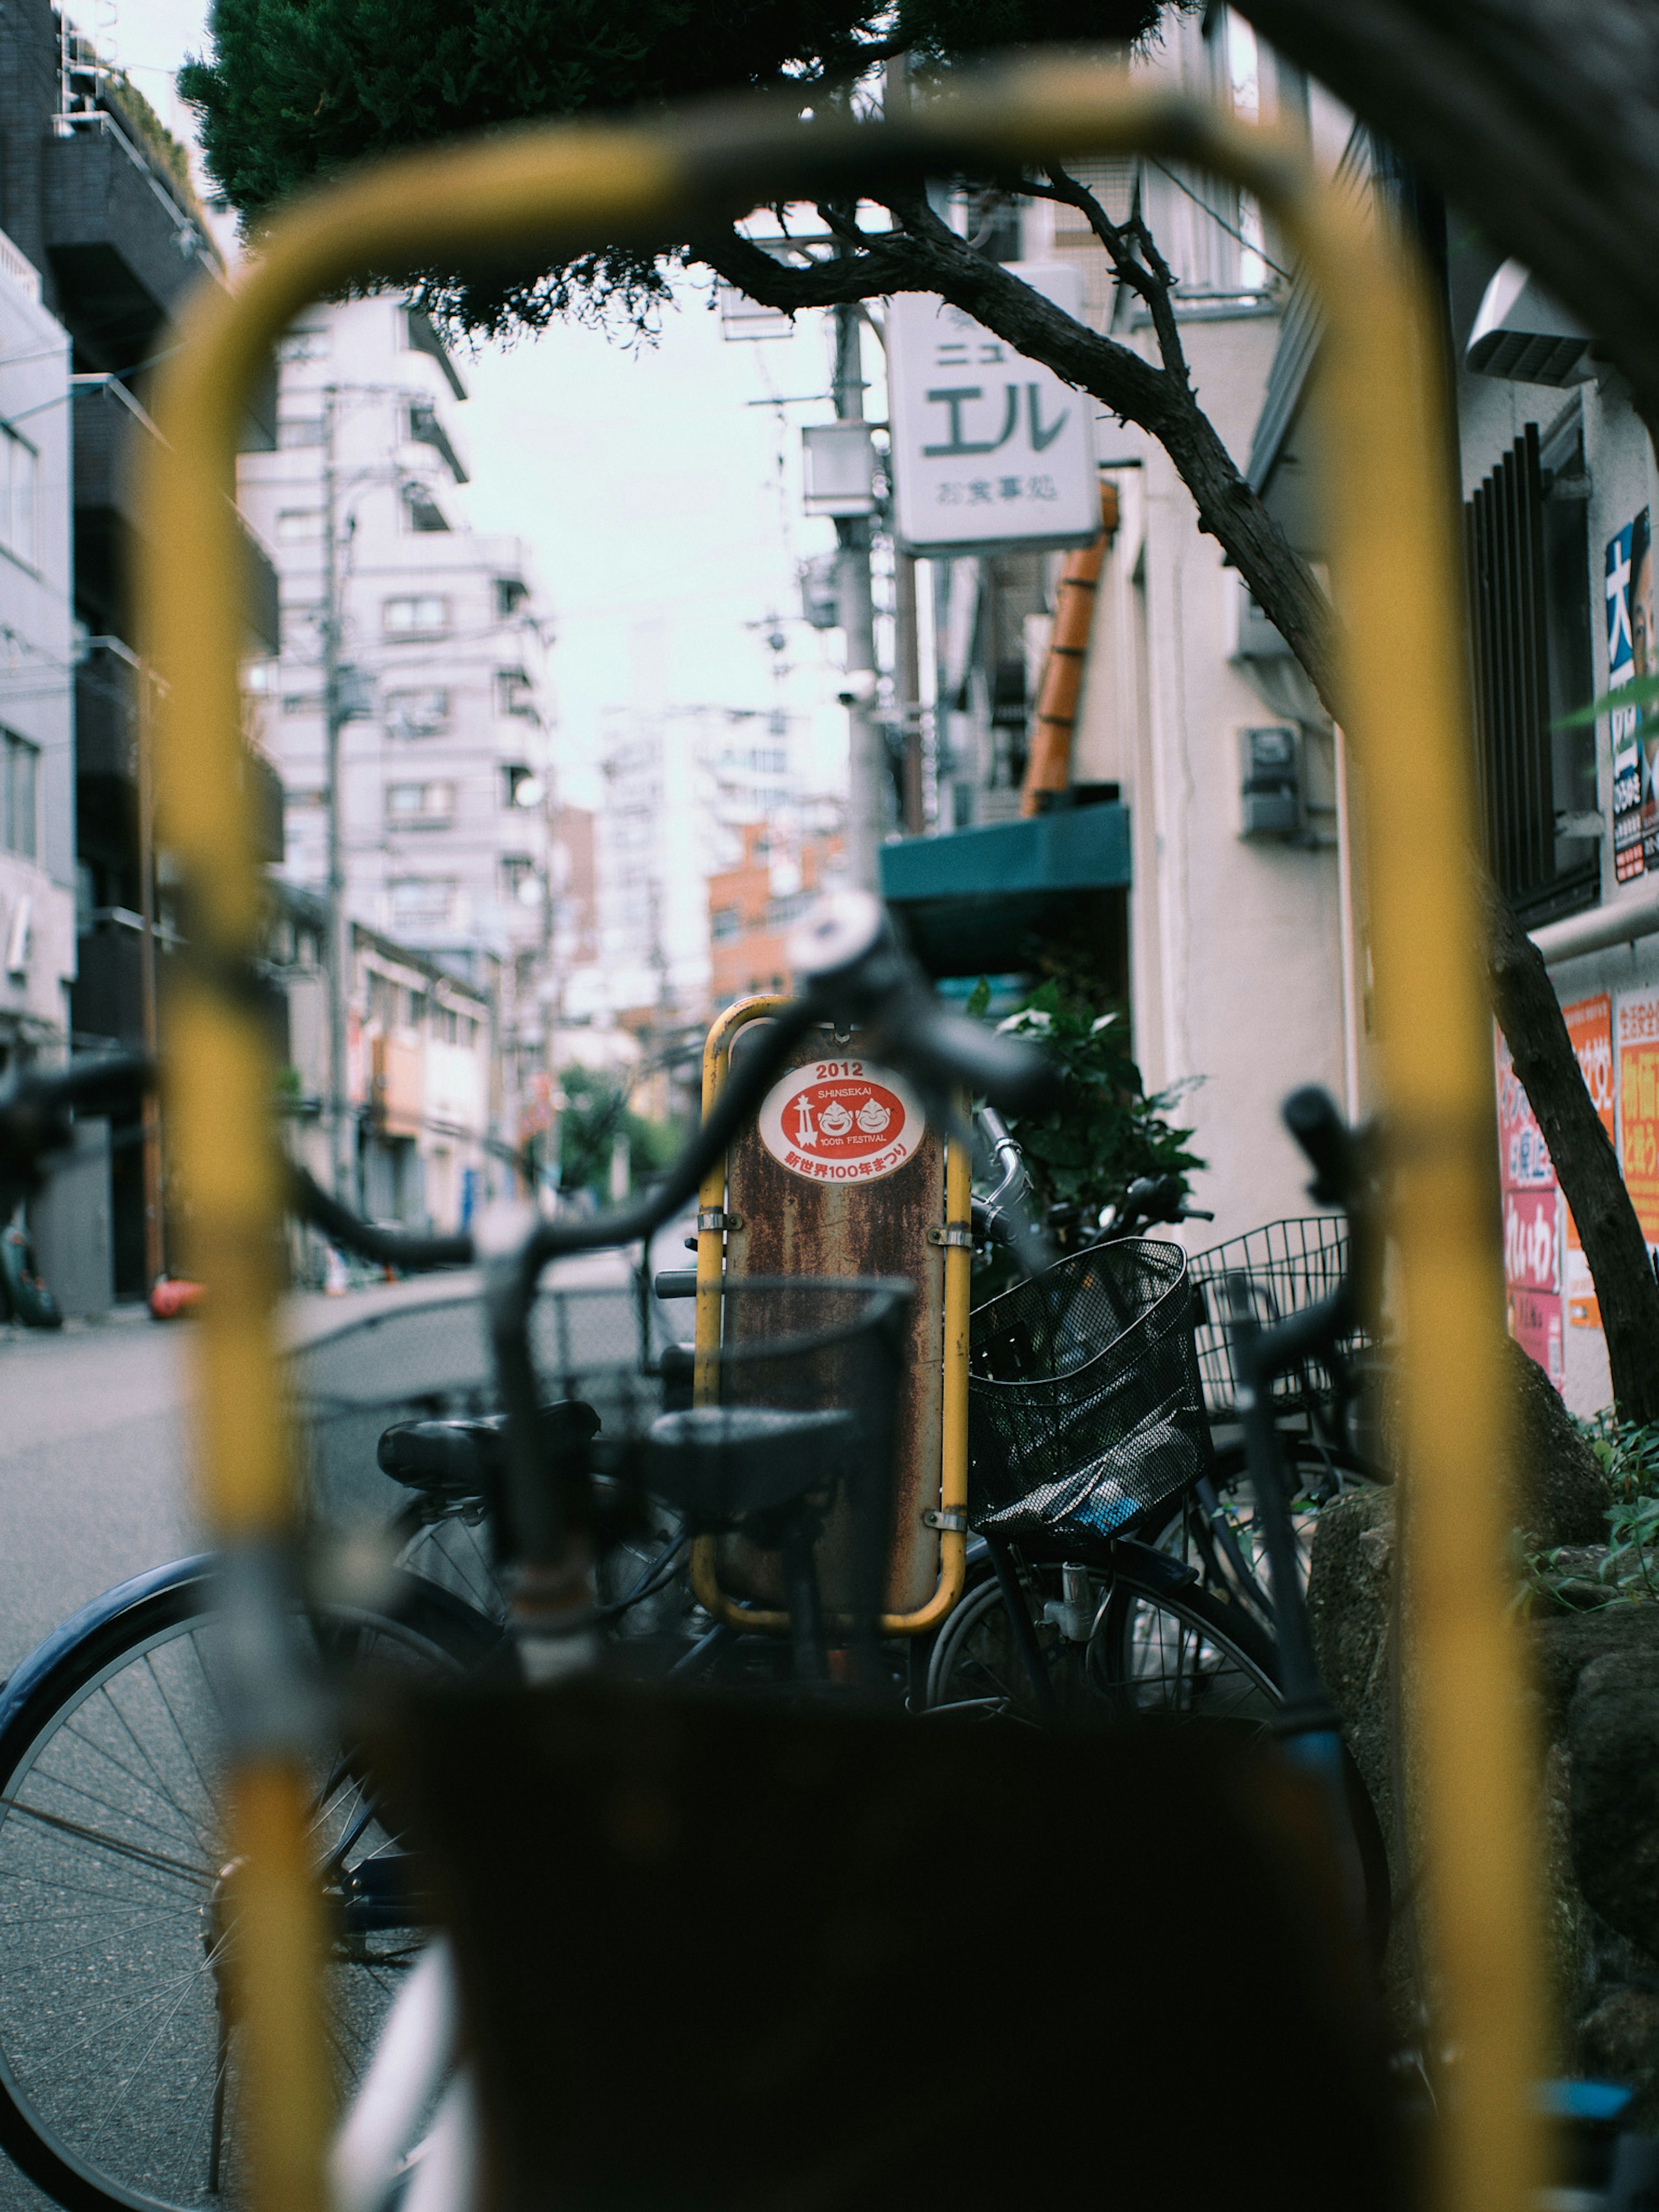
{"left": 1185, "top": 1217, "right": 1364, "bottom": 1421}
{"left": 285, "top": 1270, "right": 913, "bottom": 1630}
{"left": 967, "top": 1239, "right": 1212, "bottom": 1545}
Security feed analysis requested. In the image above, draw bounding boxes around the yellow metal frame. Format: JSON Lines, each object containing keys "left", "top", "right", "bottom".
{"left": 685, "top": 994, "right": 971, "bottom": 1635}
{"left": 141, "top": 59, "right": 1538, "bottom": 2212}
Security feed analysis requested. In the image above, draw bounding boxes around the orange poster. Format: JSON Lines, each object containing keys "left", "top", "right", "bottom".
{"left": 1564, "top": 994, "right": 1615, "bottom": 1327}
{"left": 1618, "top": 987, "right": 1659, "bottom": 1248}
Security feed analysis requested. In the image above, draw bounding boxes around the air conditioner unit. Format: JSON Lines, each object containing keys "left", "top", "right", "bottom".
{"left": 801, "top": 421, "right": 876, "bottom": 518}
{"left": 1225, "top": 572, "right": 1292, "bottom": 661}
{"left": 1466, "top": 260, "right": 1592, "bottom": 388}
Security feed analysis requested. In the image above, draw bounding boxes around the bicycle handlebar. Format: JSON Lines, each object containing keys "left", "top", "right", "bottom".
{"left": 289, "top": 892, "right": 1054, "bottom": 1580}
{"left": 0, "top": 1052, "right": 153, "bottom": 1201}
{"left": 1282, "top": 1085, "right": 1360, "bottom": 1211}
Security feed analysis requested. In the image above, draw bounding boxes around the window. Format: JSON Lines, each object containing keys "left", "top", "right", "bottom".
{"left": 501, "top": 763, "right": 541, "bottom": 808}
{"left": 2, "top": 732, "right": 37, "bottom": 860}
{"left": 385, "top": 780, "right": 454, "bottom": 825}
{"left": 765, "top": 892, "right": 811, "bottom": 929}
{"left": 1465, "top": 418, "right": 1599, "bottom": 926}
{"left": 711, "top": 906, "right": 742, "bottom": 942}
{"left": 390, "top": 878, "right": 454, "bottom": 926}
{"left": 495, "top": 576, "right": 529, "bottom": 619}
{"left": 276, "top": 509, "right": 324, "bottom": 543}
{"left": 496, "top": 667, "right": 536, "bottom": 718}
{"left": 383, "top": 595, "right": 449, "bottom": 638}
{"left": 385, "top": 686, "right": 450, "bottom": 736}
{"left": 277, "top": 417, "right": 324, "bottom": 448}
{"left": 0, "top": 428, "right": 37, "bottom": 567}
{"left": 242, "top": 659, "right": 276, "bottom": 694}
{"left": 499, "top": 855, "right": 537, "bottom": 902}
{"left": 401, "top": 483, "right": 450, "bottom": 534}
{"left": 277, "top": 324, "right": 329, "bottom": 363}
{"left": 282, "top": 693, "right": 323, "bottom": 716}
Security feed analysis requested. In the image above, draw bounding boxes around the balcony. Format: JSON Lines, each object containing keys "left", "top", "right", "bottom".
{"left": 43, "top": 120, "right": 208, "bottom": 368}
{"left": 879, "top": 797, "right": 1131, "bottom": 976}
{"left": 72, "top": 380, "right": 280, "bottom": 652}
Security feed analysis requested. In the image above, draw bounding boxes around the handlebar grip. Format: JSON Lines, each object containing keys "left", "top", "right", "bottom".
{"left": 290, "top": 1166, "right": 473, "bottom": 1273}
{"left": 1283, "top": 1086, "right": 1357, "bottom": 1208}
{"left": 0, "top": 1052, "right": 153, "bottom": 1188}
{"left": 900, "top": 1007, "right": 1058, "bottom": 1115}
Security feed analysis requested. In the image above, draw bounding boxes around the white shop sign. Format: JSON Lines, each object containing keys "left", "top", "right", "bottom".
{"left": 887, "top": 261, "right": 1099, "bottom": 556}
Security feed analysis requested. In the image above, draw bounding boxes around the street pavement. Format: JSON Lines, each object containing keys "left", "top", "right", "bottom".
{"left": 0, "top": 1306, "right": 196, "bottom": 2212}
{"left": 0, "top": 1259, "right": 648, "bottom": 2212}
{"left": 0, "top": 1307, "right": 195, "bottom": 1684}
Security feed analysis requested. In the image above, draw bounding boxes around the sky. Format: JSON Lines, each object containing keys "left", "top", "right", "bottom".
{"left": 106, "top": 0, "right": 868, "bottom": 813}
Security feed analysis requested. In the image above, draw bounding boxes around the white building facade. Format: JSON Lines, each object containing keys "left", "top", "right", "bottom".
{"left": 582, "top": 701, "right": 835, "bottom": 1021}
{"left": 238, "top": 295, "right": 559, "bottom": 1217}
{"left": 0, "top": 229, "right": 76, "bottom": 1071}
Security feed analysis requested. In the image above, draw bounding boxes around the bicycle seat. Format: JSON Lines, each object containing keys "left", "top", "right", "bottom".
{"left": 646, "top": 1405, "right": 855, "bottom": 1526}
{"left": 377, "top": 1399, "right": 601, "bottom": 1506}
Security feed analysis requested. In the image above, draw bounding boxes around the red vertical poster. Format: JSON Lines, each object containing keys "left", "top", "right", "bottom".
{"left": 1562, "top": 994, "right": 1615, "bottom": 1328}
{"left": 1496, "top": 1025, "right": 1564, "bottom": 1386}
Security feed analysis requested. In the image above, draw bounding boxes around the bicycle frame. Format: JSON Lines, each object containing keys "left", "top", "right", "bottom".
{"left": 141, "top": 60, "right": 1539, "bottom": 2212}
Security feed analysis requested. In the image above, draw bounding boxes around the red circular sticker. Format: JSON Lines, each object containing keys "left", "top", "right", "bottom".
{"left": 758, "top": 1059, "right": 926, "bottom": 1184}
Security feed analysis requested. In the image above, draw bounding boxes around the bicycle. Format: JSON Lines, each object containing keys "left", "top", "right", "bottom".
{"left": 922, "top": 1109, "right": 1392, "bottom": 1947}
{"left": 0, "top": 896, "right": 1051, "bottom": 2212}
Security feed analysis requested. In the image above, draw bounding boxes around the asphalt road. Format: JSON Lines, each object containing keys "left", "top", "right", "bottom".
{"left": 0, "top": 1308, "right": 195, "bottom": 1684}
{"left": 0, "top": 1307, "right": 196, "bottom": 2212}
{"left": 0, "top": 1259, "right": 651, "bottom": 2212}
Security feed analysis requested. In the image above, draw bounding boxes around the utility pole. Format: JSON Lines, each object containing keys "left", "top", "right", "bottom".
{"left": 882, "top": 48, "right": 925, "bottom": 842}
{"left": 135, "top": 659, "right": 163, "bottom": 1285}
{"left": 320, "top": 386, "right": 355, "bottom": 1205}
{"left": 833, "top": 302, "right": 887, "bottom": 891}
{"left": 893, "top": 553, "right": 925, "bottom": 834}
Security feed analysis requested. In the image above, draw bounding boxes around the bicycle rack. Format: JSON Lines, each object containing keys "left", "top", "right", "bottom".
{"left": 141, "top": 58, "right": 1543, "bottom": 2212}
{"left": 686, "top": 995, "right": 971, "bottom": 1634}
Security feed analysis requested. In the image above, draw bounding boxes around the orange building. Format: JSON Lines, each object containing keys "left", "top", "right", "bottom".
{"left": 708, "top": 823, "right": 844, "bottom": 1007}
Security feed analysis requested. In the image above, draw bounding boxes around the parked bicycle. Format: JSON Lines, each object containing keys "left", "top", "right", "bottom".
{"left": 0, "top": 920, "right": 1388, "bottom": 2212}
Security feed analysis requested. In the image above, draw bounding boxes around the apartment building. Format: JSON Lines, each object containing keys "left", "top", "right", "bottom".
{"left": 238, "top": 294, "right": 558, "bottom": 1217}
{"left": 0, "top": 0, "right": 285, "bottom": 1300}
{"left": 585, "top": 702, "right": 833, "bottom": 1022}
{"left": 267, "top": 881, "right": 494, "bottom": 1248}
{"left": 0, "top": 235, "right": 73, "bottom": 1075}
{"left": 709, "top": 820, "right": 844, "bottom": 1008}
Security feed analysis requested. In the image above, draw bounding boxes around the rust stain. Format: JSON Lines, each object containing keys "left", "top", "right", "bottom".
{"left": 716, "top": 1020, "right": 946, "bottom": 1612}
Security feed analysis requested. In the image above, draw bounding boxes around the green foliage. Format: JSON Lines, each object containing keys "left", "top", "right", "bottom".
{"left": 556, "top": 1064, "right": 680, "bottom": 1199}
{"left": 178, "top": 0, "right": 1164, "bottom": 336}
{"left": 966, "top": 972, "right": 1201, "bottom": 1232}
{"left": 1564, "top": 1412, "right": 1659, "bottom": 1598}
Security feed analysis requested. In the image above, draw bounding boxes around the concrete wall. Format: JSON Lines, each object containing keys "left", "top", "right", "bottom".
{"left": 1071, "top": 310, "right": 1351, "bottom": 1246}
{"left": 0, "top": 244, "right": 77, "bottom": 1061}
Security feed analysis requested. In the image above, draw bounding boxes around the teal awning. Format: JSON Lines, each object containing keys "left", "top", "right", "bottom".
{"left": 879, "top": 804, "right": 1131, "bottom": 976}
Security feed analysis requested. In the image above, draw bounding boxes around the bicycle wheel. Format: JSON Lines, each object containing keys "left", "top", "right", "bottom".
{"left": 394, "top": 1505, "right": 508, "bottom": 1627}
{"left": 925, "top": 1555, "right": 1391, "bottom": 1952}
{"left": 925, "top": 1556, "right": 1272, "bottom": 1727}
{"left": 0, "top": 1562, "right": 497, "bottom": 2212}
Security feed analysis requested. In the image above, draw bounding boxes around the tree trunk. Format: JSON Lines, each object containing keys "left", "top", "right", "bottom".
{"left": 1477, "top": 871, "right": 1659, "bottom": 1424}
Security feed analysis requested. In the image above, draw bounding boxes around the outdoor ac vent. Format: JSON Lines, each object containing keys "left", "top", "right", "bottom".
{"left": 1466, "top": 260, "right": 1592, "bottom": 388}
{"left": 1225, "top": 572, "right": 1292, "bottom": 661}
{"left": 801, "top": 421, "right": 876, "bottom": 518}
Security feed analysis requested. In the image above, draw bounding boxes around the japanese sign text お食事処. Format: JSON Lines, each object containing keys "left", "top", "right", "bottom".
{"left": 887, "top": 264, "right": 1099, "bottom": 556}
